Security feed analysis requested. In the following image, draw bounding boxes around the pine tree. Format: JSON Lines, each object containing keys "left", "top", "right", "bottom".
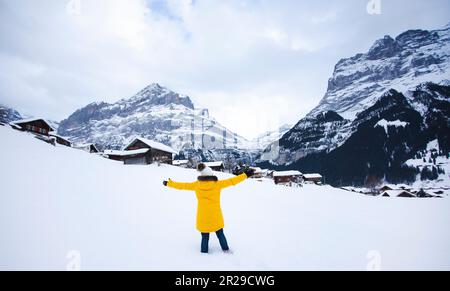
{"left": 431, "top": 166, "right": 439, "bottom": 180}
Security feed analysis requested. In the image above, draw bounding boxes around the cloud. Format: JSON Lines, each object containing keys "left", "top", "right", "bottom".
{"left": 0, "top": 0, "right": 449, "bottom": 138}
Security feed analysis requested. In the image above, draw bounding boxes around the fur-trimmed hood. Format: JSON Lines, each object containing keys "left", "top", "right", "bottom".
{"left": 197, "top": 176, "right": 218, "bottom": 182}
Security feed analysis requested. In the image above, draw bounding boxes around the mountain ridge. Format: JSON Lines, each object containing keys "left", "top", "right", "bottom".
{"left": 57, "top": 84, "right": 260, "bottom": 153}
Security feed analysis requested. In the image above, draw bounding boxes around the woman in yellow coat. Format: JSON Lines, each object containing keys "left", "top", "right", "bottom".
{"left": 163, "top": 163, "right": 254, "bottom": 253}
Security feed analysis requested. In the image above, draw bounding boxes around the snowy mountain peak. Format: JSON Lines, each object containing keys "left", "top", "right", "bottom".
{"left": 367, "top": 35, "right": 400, "bottom": 60}
{"left": 125, "top": 83, "right": 194, "bottom": 110}
{"left": 312, "top": 23, "right": 450, "bottom": 120}
{"left": 58, "top": 84, "right": 257, "bottom": 152}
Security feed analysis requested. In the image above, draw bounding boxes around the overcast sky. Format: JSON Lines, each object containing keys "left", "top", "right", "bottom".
{"left": 0, "top": 0, "right": 449, "bottom": 139}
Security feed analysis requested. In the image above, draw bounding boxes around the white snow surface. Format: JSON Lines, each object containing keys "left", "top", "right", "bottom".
{"left": 427, "top": 139, "right": 440, "bottom": 151}
{"left": 1, "top": 127, "right": 449, "bottom": 270}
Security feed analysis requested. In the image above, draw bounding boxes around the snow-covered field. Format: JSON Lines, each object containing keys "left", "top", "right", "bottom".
{"left": 0, "top": 126, "right": 449, "bottom": 270}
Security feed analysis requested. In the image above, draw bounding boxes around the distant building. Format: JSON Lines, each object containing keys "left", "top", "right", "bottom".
{"left": 173, "top": 160, "right": 189, "bottom": 168}
{"left": 12, "top": 118, "right": 55, "bottom": 136}
{"left": 49, "top": 133, "right": 72, "bottom": 147}
{"left": 303, "top": 173, "right": 323, "bottom": 185}
{"left": 379, "top": 185, "right": 393, "bottom": 193}
{"left": 104, "top": 149, "right": 151, "bottom": 165}
{"left": 416, "top": 189, "right": 433, "bottom": 198}
{"left": 379, "top": 190, "right": 416, "bottom": 198}
{"left": 273, "top": 170, "right": 302, "bottom": 186}
{"left": 121, "top": 137, "right": 177, "bottom": 165}
{"left": 204, "top": 161, "right": 224, "bottom": 172}
{"left": 76, "top": 144, "right": 100, "bottom": 154}
{"left": 250, "top": 167, "right": 265, "bottom": 179}
{"left": 266, "top": 170, "right": 275, "bottom": 178}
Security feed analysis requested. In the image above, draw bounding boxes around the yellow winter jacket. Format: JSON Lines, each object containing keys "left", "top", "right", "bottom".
{"left": 167, "top": 174, "right": 247, "bottom": 233}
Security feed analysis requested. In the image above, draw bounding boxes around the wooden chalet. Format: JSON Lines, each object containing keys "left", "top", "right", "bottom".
{"left": 379, "top": 185, "right": 393, "bottom": 193}
{"left": 121, "top": 137, "right": 177, "bottom": 165}
{"left": 104, "top": 148, "right": 151, "bottom": 164}
{"left": 273, "top": 170, "right": 302, "bottom": 185}
{"left": 303, "top": 173, "right": 323, "bottom": 185}
{"left": 249, "top": 167, "right": 266, "bottom": 179}
{"left": 49, "top": 133, "right": 72, "bottom": 147}
{"left": 12, "top": 118, "right": 55, "bottom": 136}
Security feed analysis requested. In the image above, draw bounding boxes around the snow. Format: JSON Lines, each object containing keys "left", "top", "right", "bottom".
{"left": 375, "top": 119, "right": 409, "bottom": 134}
{"left": 427, "top": 139, "right": 440, "bottom": 151}
{"left": 273, "top": 170, "right": 302, "bottom": 177}
{"left": 125, "top": 137, "right": 177, "bottom": 154}
{"left": 0, "top": 126, "right": 449, "bottom": 270}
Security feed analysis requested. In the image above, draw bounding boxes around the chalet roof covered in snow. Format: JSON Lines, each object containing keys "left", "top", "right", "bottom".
{"left": 251, "top": 167, "right": 264, "bottom": 173}
{"left": 204, "top": 161, "right": 224, "bottom": 167}
{"left": 380, "top": 190, "right": 416, "bottom": 197}
{"left": 303, "top": 174, "right": 323, "bottom": 179}
{"left": 125, "top": 137, "right": 177, "bottom": 154}
{"left": 75, "top": 143, "right": 100, "bottom": 152}
{"left": 104, "top": 149, "right": 149, "bottom": 156}
{"left": 12, "top": 118, "right": 55, "bottom": 132}
{"left": 273, "top": 170, "right": 302, "bottom": 177}
{"left": 49, "top": 133, "right": 71, "bottom": 140}
{"left": 173, "top": 160, "right": 189, "bottom": 165}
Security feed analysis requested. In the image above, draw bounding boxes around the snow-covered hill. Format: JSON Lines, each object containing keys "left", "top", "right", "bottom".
{"left": 1, "top": 126, "right": 449, "bottom": 270}
{"left": 58, "top": 83, "right": 255, "bottom": 152}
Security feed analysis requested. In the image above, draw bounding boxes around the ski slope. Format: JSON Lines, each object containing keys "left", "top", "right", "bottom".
{"left": 0, "top": 126, "right": 449, "bottom": 270}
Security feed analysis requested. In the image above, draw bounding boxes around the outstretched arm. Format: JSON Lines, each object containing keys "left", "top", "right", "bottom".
{"left": 217, "top": 173, "right": 247, "bottom": 189}
{"left": 165, "top": 179, "right": 197, "bottom": 191}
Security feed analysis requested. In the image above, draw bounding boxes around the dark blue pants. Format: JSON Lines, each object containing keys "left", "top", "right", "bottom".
{"left": 201, "top": 228, "right": 229, "bottom": 253}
